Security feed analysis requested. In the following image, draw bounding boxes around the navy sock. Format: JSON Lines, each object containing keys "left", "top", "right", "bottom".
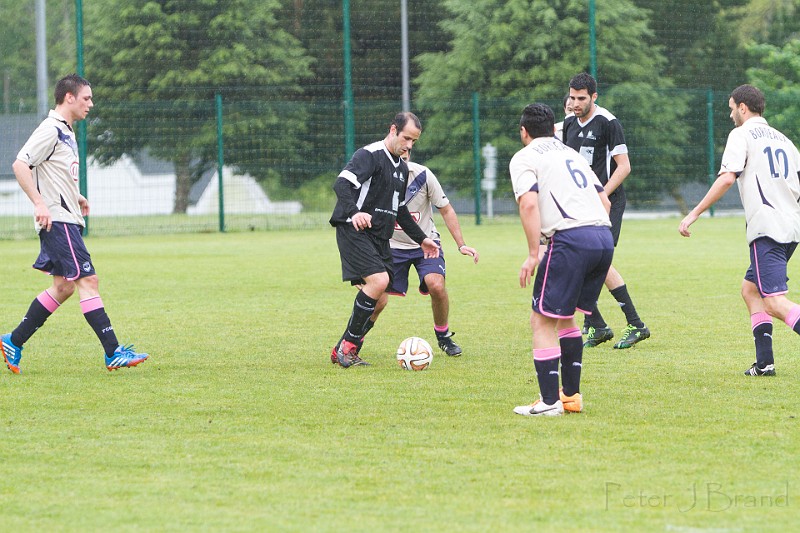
{"left": 534, "top": 349, "right": 561, "bottom": 405}
{"left": 753, "top": 322, "right": 774, "bottom": 367}
{"left": 11, "top": 291, "right": 61, "bottom": 346}
{"left": 81, "top": 297, "right": 119, "bottom": 356}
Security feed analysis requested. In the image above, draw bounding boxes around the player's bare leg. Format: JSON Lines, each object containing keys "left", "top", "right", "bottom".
{"left": 425, "top": 273, "right": 461, "bottom": 356}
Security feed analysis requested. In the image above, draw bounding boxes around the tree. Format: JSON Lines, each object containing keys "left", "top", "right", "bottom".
{"left": 414, "top": 0, "right": 690, "bottom": 208}
{"left": 85, "top": 0, "right": 312, "bottom": 213}
{"left": 632, "top": 0, "right": 747, "bottom": 90}
{"left": 725, "top": 0, "right": 800, "bottom": 44}
{"left": 275, "top": 0, "right": 451, "bottom": 176}
{"left": 0, "top": 0, "right": 76, "bottom": 114}
{"left": 746, "top": 39, "right": 800, "bottom": 141}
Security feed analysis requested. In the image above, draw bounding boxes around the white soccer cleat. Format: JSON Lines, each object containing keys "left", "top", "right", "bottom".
{"left": 513, "top": 398, "right": 564, "bottom": 416}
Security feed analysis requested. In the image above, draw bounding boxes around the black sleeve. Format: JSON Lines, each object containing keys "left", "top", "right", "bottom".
{"left": 333, "top": 177, "right": 360, "bottom": 219}
{"left": 396, "top": 205, "right": 428, "bottom": 244}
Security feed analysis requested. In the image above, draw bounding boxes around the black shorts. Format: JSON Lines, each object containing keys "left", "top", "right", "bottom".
{"left": 33, "top": 221, "right": 96, "bottom": 281}
{"left": 336, "top": 224, "right": 393, "bottom": 286}
{"left": 608, "top": 192, "right": 625, "bottom": 246}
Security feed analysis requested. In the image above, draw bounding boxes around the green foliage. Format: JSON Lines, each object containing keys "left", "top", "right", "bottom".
{"left": 84, "top": 0, "right": 313, "bottom": 212}
{"left": 414, "top": 0, "right": 689, "bottom": 202}
{"left": 724, "top": 0, "right": 800, "bottom": 44}
{"left": 0, "top": 0, "right": 76, "bottom": 113}
{"left": 746, "top": 39, "right": 800, "bottom": 141}
{"left": 633, "top": 0, "right": 747, "bottom": 90}
{"left": 603, "top": 83, "right": 691, "bottom": 206}
{"left": 0, "top": 218, "right": 799, "bottom": 530}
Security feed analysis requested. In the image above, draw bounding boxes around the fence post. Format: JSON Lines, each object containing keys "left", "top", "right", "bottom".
{"left": 472, "top": 92, "right": 482, "bottom": 226}
{"left": 342, "top": 0, "right": 355, "bottom": 160}
{"left": 706, "top": 88, "right": 715, "bottom": 217}
{"left": 215, "top": 92, "right": 226, "bottom": 232}
{"left": 589, "top": 0, "right": 597, "bottom": 80}
{"left": 75, "top": 0, "right": 89, "bottom": 235}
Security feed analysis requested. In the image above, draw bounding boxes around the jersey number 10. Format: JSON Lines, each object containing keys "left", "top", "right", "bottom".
{"left": 763, "top": 146, "right": 789, "bottom": 179}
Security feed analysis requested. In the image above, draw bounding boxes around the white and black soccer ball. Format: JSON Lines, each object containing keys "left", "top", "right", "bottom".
{"left": 396, "top": 337, "right": 433, "bottom": 371}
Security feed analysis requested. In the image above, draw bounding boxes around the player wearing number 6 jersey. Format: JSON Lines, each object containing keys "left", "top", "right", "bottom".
{"left": 680, "top": 84, "right": 800, "bottom": 377}
{"left": 510, "top": 103, "right": 613, "bottom": 417}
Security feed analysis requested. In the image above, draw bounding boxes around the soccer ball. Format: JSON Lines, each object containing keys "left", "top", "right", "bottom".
{"left": 396, "top": 337, "right": 433, "bottom": 371}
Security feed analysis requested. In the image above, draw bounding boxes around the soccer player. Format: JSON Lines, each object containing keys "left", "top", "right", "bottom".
{"left": 679, "top": 84, "right": 800, "bottom": 377}
{"left": 2, "top": 74, "right": 149, "bottom": 373}
{"left": 329, "top": 112, "right": 440, "bottom": 368}
{"left": 563, "top": 72, "right": 650, "bottom": 349}
{"left": 554, "top": 94, "right": 572, "bottom": 141}
{"left": 369, "top": 153, "right": 479, "bottom": 357}
{"left": 510, "top": 103, "right": 614, "bottom": 416}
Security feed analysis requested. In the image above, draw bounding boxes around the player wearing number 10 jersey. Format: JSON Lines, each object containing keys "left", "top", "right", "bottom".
{"left": 680, "top": 84, "right": 800, "bottom": 377}
{"left": 510, "top": 103, "right": 613, "bottom": 417}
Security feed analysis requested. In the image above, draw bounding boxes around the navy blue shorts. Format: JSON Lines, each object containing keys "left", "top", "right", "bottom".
{"left": 389, "top": 242, "right": 446, "bottom": 296}
{"left": 532, "top": 226, "right": 614, "bottom": 318}
{"left": 33, "top": 222, "right": 95, "bottom": 281}
{"left": 745, "top": 237, "right": 797, "bottom": 297}
{"left": 336, "top": 224, "right": 393, "bottom": 286}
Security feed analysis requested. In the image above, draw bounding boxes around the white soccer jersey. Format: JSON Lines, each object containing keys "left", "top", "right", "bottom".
{"left": 719, "top": 116, "right": 800, "bottom": 244}
{"left": 509, "top": 137, "right": 610, "bottom": 237}
{"left": 390, "top": 161, "right": 450, "bottom": 249}
{"left": 16, "top": 111, "right": 85, "bottom": 227}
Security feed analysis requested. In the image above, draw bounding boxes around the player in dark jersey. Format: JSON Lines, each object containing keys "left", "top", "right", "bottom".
{"left": 563, "top": 72, "right": 650, "bottom": 350}
{"left": 329, "top": 112, "right": 440, "bottom": 368}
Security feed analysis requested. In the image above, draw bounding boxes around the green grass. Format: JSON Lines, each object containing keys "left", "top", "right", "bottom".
{"left": 0, "top": 216, "right": 797, "bottom": 531}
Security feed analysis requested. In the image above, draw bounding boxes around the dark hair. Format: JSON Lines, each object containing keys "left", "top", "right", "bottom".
{"left": 730, "top": 84, "right": 765, "bottom": 115}
{"left": 569, "top": 72, "right": 597, "bottom": 95}
{"left": 520, "top": 103, "right": 555, "bottom": 139}
{"left": 392, "top": 111, "right": 422, "bottom": 133}
{"left": 55, "top": 74, "right": 90, "bottom": 105}
{"left": 563, "top": 94, "right": 570, "bottom": 109}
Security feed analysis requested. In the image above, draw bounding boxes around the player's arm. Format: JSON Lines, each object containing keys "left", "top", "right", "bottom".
{"left": 678, "top": 171, "right": 737, "bottom": 237}
{"left": 12, "top": 158, "right": 52, "bottom": 231}
{"left": 438, "top": 204, "right": 478, "bottom": 263}
{"left": 604, "top": 152, "right": 630, "bottom": 196}
{"left": 517, "top": 191, "right": 541, "bottom": 288}
{"left": 333, "top": 176, "right": 372, "bottom": 230}
{"left": 397, "top": 205, "right": 439, "bottom": 259}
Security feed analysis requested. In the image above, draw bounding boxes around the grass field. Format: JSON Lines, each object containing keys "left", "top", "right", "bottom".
{"left": 0, "top": 216, "right": 797, "bottom": 531}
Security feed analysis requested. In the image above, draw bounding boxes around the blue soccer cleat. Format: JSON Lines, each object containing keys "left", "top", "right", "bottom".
{"left": 105, "top": 344, "right": 149, "bottom": 371}
{"left": 1, "top": 333, "right": 23, "bottom": 374}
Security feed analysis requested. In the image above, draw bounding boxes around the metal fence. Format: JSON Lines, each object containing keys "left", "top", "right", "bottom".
{"left": 2, "top": 86, "right": 751, "bottom": 240}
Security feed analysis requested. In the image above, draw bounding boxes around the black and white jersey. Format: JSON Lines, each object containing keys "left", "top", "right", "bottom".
{"left": 329, "top": 141, "right": 410, "bottom": 240}
{"left": 563, "top": 105, "right": 628, "bottom": 190}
